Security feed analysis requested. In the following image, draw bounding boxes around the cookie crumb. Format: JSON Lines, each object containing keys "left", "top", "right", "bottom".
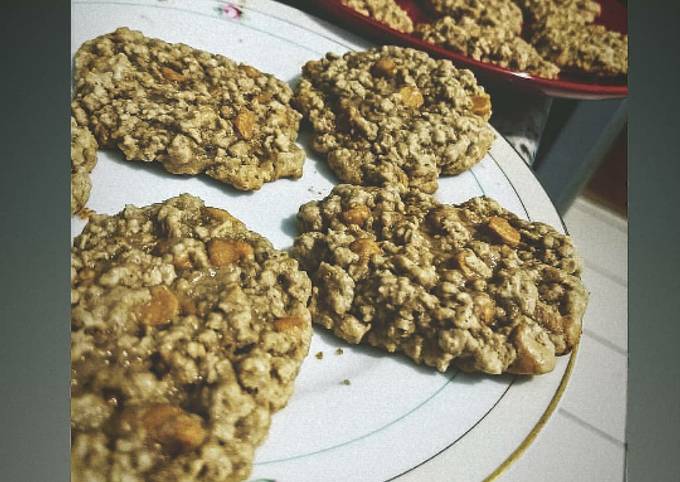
{"left": 341, "top": 379, "right": 351, "bottom": 385}
{"left": 335, "top": 348, "right": 344, "bottom": 356}
{"left": 315, "top": 351, "right": 324, "bottom": 360}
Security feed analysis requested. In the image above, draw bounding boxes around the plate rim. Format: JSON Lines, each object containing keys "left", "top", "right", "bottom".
{"left": 484, "top": 345, "right": 578, "bottom": 481}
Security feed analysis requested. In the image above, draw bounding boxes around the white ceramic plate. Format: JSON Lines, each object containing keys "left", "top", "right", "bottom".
{"left": 71, "top": 1, "right": 577, "bottom": 480}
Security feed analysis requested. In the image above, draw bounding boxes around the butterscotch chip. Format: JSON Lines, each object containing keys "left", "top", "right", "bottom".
{"left": 240, "top": 65, "right": 262, "bottom": 79}
{"left": 350, "top": 238, "right": 382, "bottom": 259}
{"left": 372, "top": 57, "right": 397, "bottom": 77}
{"left": 160, "top": 66, "right": 186, "bottom": 82}
{"left": 72, "top": 27, "right": 305, "bottom": 191}
{"left": 342, "top": 205, "right": 371, "bottom": 226}
{"left": 340, "top": 0, "right": 414, "bottom": 33}
{"left": 471, "top": 93, "right": 492, "bottom": 118}
{"left": 138, "top": 285, "right": 180, "bottom": 326}
{"left": 399, "top": 86, "right": 424, "bottom": 109}
{"left": 454, "top": 251, "right": 478, "bottom": 279}
{"left": 273, "top": 316, "right": 306, "bottom": 331}
{"left": 142, "top": 404, "right": 206, "bottom": 453}
{"left": 207, "top": 239, "right": 254, "bottom": 266}
{"left": 234, "top": 109, "right": 257, "bottom": 140}
{"left": 293, "top": 184, "right": 588, "bottom": 375}
{"left": 488, "top": 216, "right": 521, "bottom": 246}
{"left": 294, "top": 46, "right": 494, "bottom": 193}
{"left": 203, "top": 206, "right": 241, "bottom": 225}
{"left": 71, "top": 194, "right": 312, "bottom": 482}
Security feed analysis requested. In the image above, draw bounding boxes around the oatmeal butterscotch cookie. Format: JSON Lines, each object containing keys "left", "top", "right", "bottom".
{"left": 517, "top": 0, "right": 627, "bottom": 76}
{"left": 292, "top": 185, "right": 588, "bottom": 375}
{"left": 416, "top": 16, "right": 560, "bottom": 79}
{"left": 294, "top": 46, "right": 494, "bottom": 194}
{"left": 72, "top": 27, "right": 305, "bottom": 191}
{"left": 341, "top": 0, "right": 415, "bottom": 33}
{"left": 515, "top": 0, "right": 601, "bottom": 25}
{"left": 427, "top": 0, "right": 524, "bottom": 35}
{"left": 71, "top": 194, "right": 312, "bottom": 482}
{"left": 71, "top": 115, "right": 98, "bottom": 215}
{"left": 530, "top": 18, "right": 628, "bottom": 77}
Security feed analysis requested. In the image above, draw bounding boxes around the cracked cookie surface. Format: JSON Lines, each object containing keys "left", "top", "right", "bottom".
{"left": 341, "top": 0, "right": 415, "bottom": 33}
{"left": 71, "top": 27, "right": 305, "bottom": 191}
{"left": 416, "top": 16, "right": 560, "bottom": 79}
{"left": 71, "top": 115, "right": 98, "bottom": 215}
{"left": 292, "top": 184, "right": 588, "bottom": 375}
{"left": 427, "top": 0, "right": 524, "bottom": 35}
{"left": 294, "top": 46, "right": 494, "bottom": 194}
{"left": 517, "top": 0, "right": 627, "bottom": 76}
{"left": 516, "top": 0, "right": 601, "bottom": 25}
{"left": 529, "top": 17, "right": 628, "bottom": 77}
{"left": 71, "top": 194, "right": 312, "bottom": 482}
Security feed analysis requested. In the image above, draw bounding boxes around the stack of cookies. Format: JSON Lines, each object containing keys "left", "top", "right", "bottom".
{"left": 70, "top": 27, "right": 588, "bottom": 482}
{"left": 339, "top": 0, "right": 628, "bottom": 79}
{"left": 416, "top": 0, "right": 562, "bottom": 78}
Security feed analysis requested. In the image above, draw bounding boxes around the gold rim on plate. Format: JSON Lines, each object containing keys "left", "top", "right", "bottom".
{"left": 484, "top": 342, "right": 580, "bottom": 481}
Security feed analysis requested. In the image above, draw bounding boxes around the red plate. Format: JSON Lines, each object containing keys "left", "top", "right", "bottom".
{"left": 317, "top": 0, "right": 627, "bottom": 99}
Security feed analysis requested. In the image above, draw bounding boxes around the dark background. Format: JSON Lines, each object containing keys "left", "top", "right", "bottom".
{"left": 0, "top": 2, "right": 70, "bottom": 482}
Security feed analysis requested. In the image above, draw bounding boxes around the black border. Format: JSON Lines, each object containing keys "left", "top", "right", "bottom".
{"left": 0, "top": 2, "right": 71, "bottom": 481}
{"left": 626, "top": 1, "right": 680, "bottom": 480}
{"left": 12, "top": 0, "right": 680, "bottom": 479}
